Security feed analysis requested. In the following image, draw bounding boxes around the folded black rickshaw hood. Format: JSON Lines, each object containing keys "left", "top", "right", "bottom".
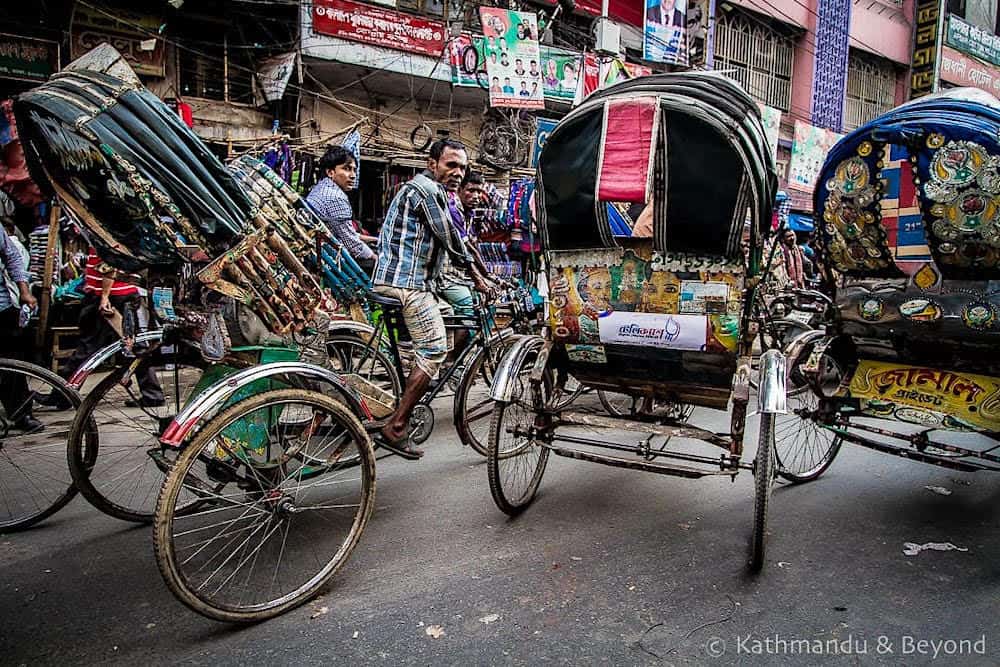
{"left": 537, "top": 72, "right": 778, "bottom": 261}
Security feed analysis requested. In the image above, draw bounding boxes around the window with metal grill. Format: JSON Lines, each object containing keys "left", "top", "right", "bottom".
{"left": 844, "top": 50, "right": 896, "bottom": 130}
{"left": 713, "top": 9, "right": 794, "bottom": 112}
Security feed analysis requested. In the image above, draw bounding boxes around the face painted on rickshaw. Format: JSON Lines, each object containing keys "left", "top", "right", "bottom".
{"left": 578, "top": 268, "right": 612, "bottom": 312}
{"left": 640, "top": 271, "right": 679, "bottom": 312}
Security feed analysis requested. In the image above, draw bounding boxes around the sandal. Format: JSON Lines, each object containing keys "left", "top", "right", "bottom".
{"left": 371, "top": 432, "right": 424, "bottom": 460}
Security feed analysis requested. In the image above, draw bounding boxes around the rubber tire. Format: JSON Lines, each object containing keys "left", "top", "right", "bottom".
{"left": 66, "top": 361, "right": 201, "bottom": 523}
{"left": 776, "top": 434, "right": 842, "bottom": 483}
{"left": 749, "top": 412, "right": 776, "bottom": 573}
{"left": 453, "top": 337, "right": 516, "bottom": 457}
{"left": 597, "top": 389, "right": 636, "bottom": 417}
{"left": 460, "top": 43, "right": 480, "bottom": 74}
{"left": 153, "top": 388, "right": 376, "bottom": 623}
{"left": 0, "top": 359, "right": 87, "bottom": 532}
{"left": 487, "top": 400, "right": 549, "bottom": 516}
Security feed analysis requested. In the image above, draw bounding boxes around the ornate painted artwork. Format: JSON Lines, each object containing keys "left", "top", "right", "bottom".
{"left": 849, "top": 359, "right": 1000, "bottom": 432}
{"left": 548, "top": 245, "right": 743, "bottom": 352}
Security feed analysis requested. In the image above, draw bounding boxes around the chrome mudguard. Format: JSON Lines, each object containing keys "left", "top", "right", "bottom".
{"left": 159, "top": 361, "right": 368, "bottom": 447}
{"left": 757, "top": 348, "right": 787, "bottom": 414}
{"left": 782, "top": 327, "right": 826, "bottom": 365}
{"left": 489, "top": 334, "right": 546, "bottom": 402}
{"left": 327, "top": 319, "right": 375, "bottom": 337}
{"left": 67, "top": 330, "right": 165, "bottom": 389}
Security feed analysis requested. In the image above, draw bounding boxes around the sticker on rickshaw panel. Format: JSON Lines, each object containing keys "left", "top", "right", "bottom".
{"left": 565, "top": 344, "right": 608, "bottom": 364}
{"left": 597, "top": 312, "right": 707, "bottom": 350}
{"left": 679, "top": 281, "right": 730, "bottom": 315}
{"left": 849, "top": 359, "right": 1000, "bottom": 432}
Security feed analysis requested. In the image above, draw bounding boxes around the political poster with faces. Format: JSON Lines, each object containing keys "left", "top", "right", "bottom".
{"left": 479, "top": 7, "right": 544, "bottom": 109}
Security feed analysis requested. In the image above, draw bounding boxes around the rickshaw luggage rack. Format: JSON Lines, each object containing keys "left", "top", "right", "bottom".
{"left": 484, "top": 71, "right": 787, "bottom": 572}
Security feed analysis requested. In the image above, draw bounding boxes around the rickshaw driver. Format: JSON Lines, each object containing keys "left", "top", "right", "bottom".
{"left": 372, "top": 139, "right": 492, "bottom": 459}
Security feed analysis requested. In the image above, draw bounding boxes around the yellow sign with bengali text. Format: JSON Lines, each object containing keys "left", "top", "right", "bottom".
{"left": 849, "top": 360, "right": 1000, "bottom": 432}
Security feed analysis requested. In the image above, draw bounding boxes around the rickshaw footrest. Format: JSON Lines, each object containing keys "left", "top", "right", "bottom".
{"left": 556, "top": 410, "right": 726, "bottom": 444}
{"left": 545, "top": 444, "right": 738, "bottom": 479}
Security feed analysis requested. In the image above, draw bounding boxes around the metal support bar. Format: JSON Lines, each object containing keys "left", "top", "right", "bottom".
{"left": 549, "top": 432, "right": 751, "bottom": 471}
{"left": 833, "top": 429, "right": 997, "bottom": 472}
{"left": 545, "top": 444, "right": 739, "bottom": 479}
{"left": 832, "top": 419, "right": 1000, "bottom": 465}
{"left": 555, "top": 410, "right": 731, "bottom": 449}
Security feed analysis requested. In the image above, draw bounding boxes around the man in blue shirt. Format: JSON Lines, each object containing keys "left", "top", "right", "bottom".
{"left": 306, "top": 146, "right": 376, "bottom": 273}
{"left": 0, "top": 222, "right": 40, "bottom": 432}
{"left": 373, "top": 139, "right": 489, "bottom": 458}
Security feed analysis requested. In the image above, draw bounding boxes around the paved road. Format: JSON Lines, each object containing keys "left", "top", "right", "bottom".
{"left": 2, "top": 393, "right": 998, "bottom": 665}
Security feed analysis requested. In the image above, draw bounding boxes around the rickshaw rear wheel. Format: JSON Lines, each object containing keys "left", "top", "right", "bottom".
{"left": 154, "top": 388, "right": 375, "bottom": 623}
{"left": 487, "top": 400, "right": 549, "bottom": 515}
{"left": 486, "top": 346, "right": 551, "bottom": 515}
{"left": 774, "top": 342, "right": 844, "bottom": 483}
{"left": 749, "top": 413, "right": 776, "bottom": 573}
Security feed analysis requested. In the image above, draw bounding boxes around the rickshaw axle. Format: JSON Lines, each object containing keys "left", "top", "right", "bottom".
{"left": 543, "top": 432, "right": 748, "bottom": 474}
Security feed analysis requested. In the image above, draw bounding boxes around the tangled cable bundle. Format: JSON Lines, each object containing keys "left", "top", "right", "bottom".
{"left": 15, "top": 47, "right": 370, "bottom": 335}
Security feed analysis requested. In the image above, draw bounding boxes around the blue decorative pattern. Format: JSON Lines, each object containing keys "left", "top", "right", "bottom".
{"left": 811, "top": 0, "right": 852, "bottom": 132}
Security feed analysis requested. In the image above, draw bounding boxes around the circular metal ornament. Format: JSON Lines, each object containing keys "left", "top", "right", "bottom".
{"left": 858, "top": 297, "right": 884, "bottom": 321}
{"left": 962, "top": 301, "right": 996, "bottom": 330}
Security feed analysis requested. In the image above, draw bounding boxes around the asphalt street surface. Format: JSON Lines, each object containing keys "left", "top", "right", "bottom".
{"left": 2, "top": 392, "right": 998, "bottom": 665}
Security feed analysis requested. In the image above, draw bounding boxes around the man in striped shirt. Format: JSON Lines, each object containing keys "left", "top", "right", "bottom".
{"left": 373, "top": 139, "right": 490, "bottom": 458}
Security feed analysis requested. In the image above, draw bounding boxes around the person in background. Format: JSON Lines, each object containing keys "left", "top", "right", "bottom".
{"left": 440, "top": 171, "right": 497, "bottom": 360}
{"left": 0, "top": 221, "right": 40, "bottom": 432}
{"left": 799, "top": 231, "right": 817, "bottom": 280}
{"left": 41, "top": 248, "right": 164, "bottom": 409}
{"left": 306, "top": 145, "right": 377, "bottom": 274}
{"left": 780, "top": 229, "right": 806, "bottom": 289}
{"left": 372, "top": 139, "right": 491, "bottom": 459}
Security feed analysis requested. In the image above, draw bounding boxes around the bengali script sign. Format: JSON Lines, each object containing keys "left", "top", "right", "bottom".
{"left": 946, "top": 14, "right": 1000, "bottom": 69}
{"left": 940, "top": 46, "right": 1000, "bottom": 97}
{"left": 313, "top": 0, "right": 446, "bottom": 58}
{"left": 910, "top": 0, "right": 943, "bottom": 99}
{"left": 849, "top": 359, "right": 1000, "bottom": 431}
{"left": 0, "top": 33, "right": 58, "bottom": 83}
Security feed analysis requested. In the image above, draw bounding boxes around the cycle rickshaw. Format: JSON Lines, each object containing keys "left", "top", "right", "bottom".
{"left": 484, "top": 72, "right": 787, "bottom": 570}
{"left": 11, "top": 44, "right": 556, "bottom": 622}
{"left": 778, "top": 88, "right": 1000, "bottom": 478}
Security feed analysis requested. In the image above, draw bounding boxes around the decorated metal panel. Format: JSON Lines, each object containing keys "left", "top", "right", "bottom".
{"left": 848, "top": 359, "right": 1000, "bottom": 432}
{"left": 547, "top": 244, "right": 743, "bottom": 355}
{"left": 815, "top": 89, "right": 1000, "bottom": 278}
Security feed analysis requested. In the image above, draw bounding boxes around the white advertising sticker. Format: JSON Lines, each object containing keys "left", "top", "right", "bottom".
{"left": 597, "top": 311, "right": 708, "bottom": 350}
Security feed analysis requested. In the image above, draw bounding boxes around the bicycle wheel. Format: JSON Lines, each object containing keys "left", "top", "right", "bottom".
{"left": 487, "top": 348, "right": 550, "bottom": 515}
{"left": 67, "top": 358, "right": 205, "bottom": 523}
{"left": 598, "top": 390, "right": 638, "bottom": 417}
{"left": 453, "top": 337, "right": 515, "bottom": 457}
{"left": 550, "top": 374, "right": 583, "bottom": 411}
{"left": 326, "top": 333, "right": 402, "bottom": 425}
{"left": 0, "top": 359, "right": 89, "bottom": 532}
{"left": 154, "top": 388, "right": 375, "bottom": 623}
{"left": 774, "top": 346, "right": 843, "bottom": 483}
{"left": 749, "top": 412, "right": 776, "bottom": 573}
